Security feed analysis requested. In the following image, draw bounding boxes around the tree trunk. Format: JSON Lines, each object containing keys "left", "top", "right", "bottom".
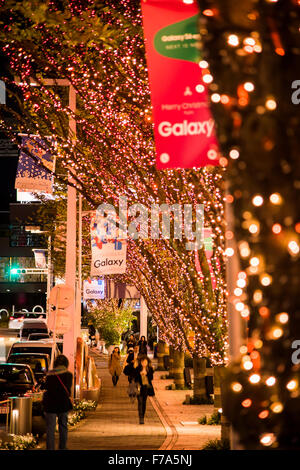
{"left": 214, "top": 365, "right": 231, "bottom": 442}
{"left": 193, "top": 357, "right": 206, "bottom": 401}
{"left": 157, "top": 341, "right": 169, "bottom": 370}
{"left": 173, "top": 349, "right": 185, "bottom": 389}
{"left": 168, "top": 345, "right": 175, "bottom": 378}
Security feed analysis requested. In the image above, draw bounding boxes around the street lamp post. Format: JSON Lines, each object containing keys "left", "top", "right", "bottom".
{"left": 42, "top": 79, "right": 79, "bottom": 377}
{"left": 16, "top": 77, "right": 82, "bottom": 377}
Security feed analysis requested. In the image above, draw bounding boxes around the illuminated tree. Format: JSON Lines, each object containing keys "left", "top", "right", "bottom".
{"left": 198, "top": 0, "right": 300, "bottom": 449}
{"left": 0, "top": 0, "right": 227, "bottom": 364}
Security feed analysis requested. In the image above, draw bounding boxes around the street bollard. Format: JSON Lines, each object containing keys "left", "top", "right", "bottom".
{"left": 9, "top": 397, "right": 32, "bottom": 435}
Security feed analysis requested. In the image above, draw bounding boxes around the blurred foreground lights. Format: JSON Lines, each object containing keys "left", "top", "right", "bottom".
{"left": 225, "top": 247, "right": 234, "bottom": 257}
{"left": 203, "top": 74, "right": 213, "bottom": 84}
{"left": 229, "top": 148, "right": 240, "bottom": 159}
{"left": 288, "top": 241, "right": 300, "bottom": 256}
{"left": 253, "top": 290, "right": 263, "bottom": 303}
{"left": 195, "top": 84, "right": 205, "bottom": 93}
{"left": 244, "top": 81, "right": 255, "bottom": 92}
{"left": 241, "top": 398, "right": 252, "bottom": 408}
{"left": 286, "top": 379, "right": 298, "bottom": 391}
{"left": 260, "top": 273, "right": 272, "bottom": 286}
{"left": 260, "top": 433, "right": 276, "bottom": 447}
{"left": 235, "top": 301, "right": 245, "bottom": 312}
{"left": 239, "top": 241, "right": 250, "bottom": 258}
{"left": 231, "top": 382, "right": 243, "bottom": 393}
{"left": 241, "top": 307, "right": 250, "bottom": 319}
{"left": 269, "top": 327, "right": 283, "bottom": 340}
{"left": 266, "top": 376, "right": 276, "bottom": 387}
{"left": 271, "top": 402, "right": 283, "bottom": 414}
{"left": 234, "top": 287, "right": 243, "bottom": 297}
{"left": 258, "top": 410, "right": 269, "bottom": 419}
{"left": 243, "top": 360, "right": 253, "bottom": 371}
{"left": 250, "top": 256, "right": 260, "bottom": 267}
{"left": 249, "top": 373, "right": 261, "bottom": 384}
{"left": 199, "top": 60, "right": 209, "bottom": 68}
{"left": 252, "top": 195, "right": 264, "bottom": 206}
{"left": 270, "top": 192, "right": 282, "bottom": 205}
{"left": 277, "top": 312, "right": 289, "bottom": 324}
{"left": 228, "top": 34, "right": 239, "bottom": 46}
{"left": 211, "top": 93, "right": 221, "bottom": 103}
{"left": 237, "top": 278, "right": 246, "bottom": 288}
{"left": 249, "top": 222, "right": 260, "bottom": 234}
{"left": 265, "top": 98, "right": 277, "bottom": 110}
{"left": 272, "top": 223, "right": 282, "bottom": 234}
{"left": 259, "top": 306, "right": 270, "bottom": 318}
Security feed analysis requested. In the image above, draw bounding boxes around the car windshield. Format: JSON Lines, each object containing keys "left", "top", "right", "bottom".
{"left": 28, "top": 334, "right": 49, "bottom": 340}
{"left": 11, "top": 346, "right": 53, "bottom": 357}
{"left": 9, "top": 355, "right": 47, "bottom": 372}
{"left": 21, "top": 328, "right": 47, "bottom": 338}
{"left": 0, "top": 365, "right": 33, "bottom": 384}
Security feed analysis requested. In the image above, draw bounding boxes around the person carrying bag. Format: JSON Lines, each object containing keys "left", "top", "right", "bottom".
{"left": 42, "top": 355, "right": 73, "bottom": 450}
{"left": 134, "top": 355, "right": 155, "bottom": 424}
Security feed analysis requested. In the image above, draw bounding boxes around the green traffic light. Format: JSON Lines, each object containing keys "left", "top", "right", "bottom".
{"left": 10, "top": 267, "right": 20, "bottom": 275}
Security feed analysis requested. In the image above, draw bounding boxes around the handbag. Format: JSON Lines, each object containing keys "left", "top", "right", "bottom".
{"left": 146, "top": 384, "right": 155, "bottom": 397}
{"left": 128, "top": 381, "right": 138, "bottom": 397}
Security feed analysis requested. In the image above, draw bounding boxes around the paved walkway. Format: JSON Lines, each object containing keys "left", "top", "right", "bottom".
{"left": 38, "top": 349, "right": 220, "bottom": 450}
{"left": 67, "top": 352, "right": 166, "bottom": 450}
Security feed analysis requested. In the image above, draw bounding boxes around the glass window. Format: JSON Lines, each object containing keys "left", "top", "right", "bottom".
{"left": 0, "top": 365, "right": 33, "bottom": 384}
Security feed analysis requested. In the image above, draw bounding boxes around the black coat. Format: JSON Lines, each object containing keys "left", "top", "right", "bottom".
{"left": 138, "top": 340, "right": 148, "bottom": 355}
{"left": 134, "top": 365, "right": 154, "bottom": 387}
{"left": 42, "top": 367, "right": 73, "bottom": 413}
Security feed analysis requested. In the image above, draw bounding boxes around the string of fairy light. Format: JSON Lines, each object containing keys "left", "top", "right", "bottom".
{"left": 197, "top": 0, "right": 300, "bottom": 447}
{"left": 0, "top": 0, "right": 227, "bottom": 364}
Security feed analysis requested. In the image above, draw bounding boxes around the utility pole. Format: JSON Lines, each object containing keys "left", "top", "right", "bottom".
{"left": 16, "top": 76, "right": 81, "bottom": 376}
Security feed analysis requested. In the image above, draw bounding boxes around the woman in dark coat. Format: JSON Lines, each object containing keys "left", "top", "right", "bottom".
{"left": 42, "top": 354, "right": 73, "bottom": 450}
{"left": 134, "top": 355, "right": 154, "bottom": 424}
{"left": 137, "top": 336, "right": 148, "bottom": 356}
{"left": 126, "top": 334, "right": 136, "bottom": 352}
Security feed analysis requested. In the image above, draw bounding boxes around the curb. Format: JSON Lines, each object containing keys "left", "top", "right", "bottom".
{"left": 149, "top": 395, "right": 178, "bottom": 450}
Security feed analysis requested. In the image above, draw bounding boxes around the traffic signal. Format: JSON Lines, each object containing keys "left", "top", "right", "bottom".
{"left": 10, "top": 267, "right": 19, "bottom": 275}
{"left": 10, "top": 267, "right": 26, "bottom": 275}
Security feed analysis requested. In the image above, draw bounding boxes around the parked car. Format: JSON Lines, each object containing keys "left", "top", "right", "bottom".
{"left": 28, "top": 332, "right": 50, "bottom": 341}
{"left": 39, "top": 337, "right": 63, "bottom": 353}
{"left": 8, "top": 311, "right": 46, "bottom": 329}
{"left": 7, "top": 352, "right": 50, "bottom": 385}
{"left": 0, "top": 363, "right": 44, "bottom": 421}
{"left": 19, "top": 320, "right": 48, "bottom": 341}
{"left": 7, "top": 341, "right": 60, "bottom": 364}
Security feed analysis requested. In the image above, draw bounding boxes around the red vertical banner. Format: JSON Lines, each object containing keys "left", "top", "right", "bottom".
{"left": 141, "top": 0, "right": 219, "bottom": 169}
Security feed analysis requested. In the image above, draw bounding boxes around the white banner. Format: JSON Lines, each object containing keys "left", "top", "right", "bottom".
{"left": 83, "top": 279, "right": 105, "bottom": 300}
{"left": 33, "top": 249, "right": 47, "bottom": 269}
{"left": 90, "top": 212, "right": 126, "bottom": 276}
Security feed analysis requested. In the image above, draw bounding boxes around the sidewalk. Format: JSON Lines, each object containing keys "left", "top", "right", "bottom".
{"left": 40, "top": 349, "right": 220, "bottom": 450}
{"left": 152, "top": 370, "right": 221, "bottom": 450}
{"left": 66, "top": 351, "right": 166, "bottom": 450}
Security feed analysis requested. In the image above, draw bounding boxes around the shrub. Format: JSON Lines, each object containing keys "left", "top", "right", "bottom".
{"left": 201, "top": 439, "right": 230, "bottom": 450}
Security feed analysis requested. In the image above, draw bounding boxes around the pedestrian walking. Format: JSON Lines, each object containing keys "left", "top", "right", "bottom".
{"left": 134, "top": 355, "right": 155, "bottom": 424}
{"left": 123, "top": 347, "right": 138, "bottom": 402}
{"left": 42, "top": 354, "right": 73, "bottom": 451}
{"left": 137, "top": 335, "right": 148, "bottom": 356}
{"left": 126, "top": 334, "right": 136, "bottom": 352}
{"left": 108, "top": 346, "right": 122, "bottom": 386}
